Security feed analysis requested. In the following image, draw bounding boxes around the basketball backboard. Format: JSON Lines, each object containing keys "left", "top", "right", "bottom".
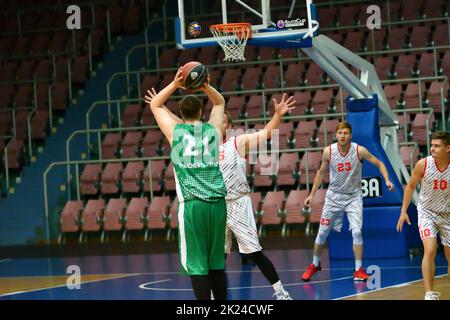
{"left": 176, "top": 0, "right": 318, "bottom": 49}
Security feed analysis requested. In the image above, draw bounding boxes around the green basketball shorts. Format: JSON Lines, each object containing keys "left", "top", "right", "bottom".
{"left": 177, "top": 197, "right": 227, "bottom": 275}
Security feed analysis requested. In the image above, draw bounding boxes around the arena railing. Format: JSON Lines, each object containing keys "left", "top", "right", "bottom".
{"left": 78, "top": 102, "right": 433, "bottom": 186}
{"left": 0, "top": 78, "right": 54, "bottom": 194}
{"left": 42, "top": 156, "right": 166, "bottom": 243}
{"left": 103, "top": 71, "right": 447, "bottom": 131}
{"left": 0, "top": 0, "right": 157, "bottom": 47}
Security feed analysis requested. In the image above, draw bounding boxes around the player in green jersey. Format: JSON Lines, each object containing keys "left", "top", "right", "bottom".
{"left": 145, "top": 68, "right": 228, "bottom": 300}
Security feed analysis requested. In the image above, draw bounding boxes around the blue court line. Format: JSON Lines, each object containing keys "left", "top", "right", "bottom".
{"left": 125, "top": 266, "right": 449, "bottom": 292}
{"left": 0, "top": 259, "right": 12, "bottom": 263}
{"left": 1, "top": 252, "right": 447, "bottom": 300}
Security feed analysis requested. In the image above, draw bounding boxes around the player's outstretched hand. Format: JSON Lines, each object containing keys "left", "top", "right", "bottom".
{"left": 304, "top": 195, "right": 313, "bottom": 207}
{"left": 386, "top": 181, "right": 394, "bottom": 191}
{"left": 173, "top": 67, "right": 187, "bottom": 90}
{"left": 273, "top": 93, "right": 296, "bottom": 116}
{"left": 144, "top": 87, "right": 158, "bottom": 105}
{"left": 396, "top": 211, "right": 411, "bottom": 232}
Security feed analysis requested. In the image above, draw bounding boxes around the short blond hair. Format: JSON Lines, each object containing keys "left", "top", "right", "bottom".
{"left": 336, "top": 122, "right": 352, "bottom": 133}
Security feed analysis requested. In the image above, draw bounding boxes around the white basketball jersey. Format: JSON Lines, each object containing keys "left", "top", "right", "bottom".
{"left": 418, "top": 156, "right": 450, "bottom": 214}
{"left": 219, "top": 136, "right": 251, "bottom": 201}
{"left": 328, "top": 142, "right": 362, "bottom": 194}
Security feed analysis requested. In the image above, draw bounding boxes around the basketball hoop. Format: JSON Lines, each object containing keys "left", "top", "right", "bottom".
{"left": 210, "top": 23, "right": 252, "bottom": 62}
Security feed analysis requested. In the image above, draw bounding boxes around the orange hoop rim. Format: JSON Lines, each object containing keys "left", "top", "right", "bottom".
{"left": 210, "top": 22, "right": 252, "bottom": 38}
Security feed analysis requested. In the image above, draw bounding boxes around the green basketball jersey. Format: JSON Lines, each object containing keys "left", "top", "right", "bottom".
{"left": 170, "top": 122, "right": 227, "bottom": 202}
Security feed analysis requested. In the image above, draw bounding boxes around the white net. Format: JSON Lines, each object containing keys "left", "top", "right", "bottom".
{"left": 210, "top": 23, "right": 252, "bottom": 62}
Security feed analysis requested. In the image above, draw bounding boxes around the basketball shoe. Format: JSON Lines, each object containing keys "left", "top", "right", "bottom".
{"left": 353, "top": 267, "right": 369, "bottom": 281}
{"left": 302, "top": 263, "right": 321, "bottom": 281}
{"left": 424, "top": 291, "right": 440, "bottom": 300}
{"left": 273, "top": 290, "right": 293, "bottom": 300}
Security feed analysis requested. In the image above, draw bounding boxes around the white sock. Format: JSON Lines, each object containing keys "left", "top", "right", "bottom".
{"left": 312, "top": 256, "right": 320, "bottom": 267}
{"left": 355, "top": 260, "right": 362, "bottom": 270}
{"left": 272, "top": 280, "right": 284, "bottom": 293}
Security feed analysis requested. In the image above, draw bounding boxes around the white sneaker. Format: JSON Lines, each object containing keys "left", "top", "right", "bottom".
{"left": 424, "top": 291, "right": 441, "bottom": 300}
{"left": 273, "top": 290, "right": 293, "bottom": 300}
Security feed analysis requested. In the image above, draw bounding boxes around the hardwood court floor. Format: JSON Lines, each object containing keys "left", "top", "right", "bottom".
{"left": 0, "top": 250, "right": 448, "bottom": 300}
{"left": 341, "top": 274, "right": 449, "bottom": 300}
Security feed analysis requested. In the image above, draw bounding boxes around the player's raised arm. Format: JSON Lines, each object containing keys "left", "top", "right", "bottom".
{"left": 205, "top": 77, "right": 226, "bottom": 138}
{"left": 145, "top": 87, "right": 182, "bottom": 123}
{"left": 358, "top": 146, "right": 394, "bottom": 191}
{"left": 146, "top": 68, "right": 184, "bottom": 144}
{"left": 236, "top": 93, "right": 296, "bottom": 156}
{"left": 304, "top": 147, "right": 330, "bottom": 207}
{"left": 396, "top": 159, "right": 425, "bottom": 232}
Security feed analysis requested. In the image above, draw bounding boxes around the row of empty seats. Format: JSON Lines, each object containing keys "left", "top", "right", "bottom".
{"left": 60, "top": 188, "right": 331, "bottom": 242}
{"left": 79, "top": 135, "right": 425, "bottom": 199}
{"left": 206, "top": 0, "right": 448, "bottom": 28}
{"left": 60, "top": 196, "right": 176, "bottom": 243}
{"left": 156, "top": 29, "right": 449, "bottom": 70}
{"left": 79, "top": 151, "right": 322, "bottom": 197}
{"left": 0, "top": 0, "right": 164, "bottom": 182}
{"left": 0, "top": 1, "right": 152, "bottom": 38}
{"left": 140, "top": 54, "right": 450, "bottom": 103}
{"left": 138, "top": 82, "right": 447, "bottom": 125}
{"left": 0, "top": 30, "right": 105, "bottom": 59}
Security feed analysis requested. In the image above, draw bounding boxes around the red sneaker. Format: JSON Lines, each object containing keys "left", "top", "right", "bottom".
{"left": 302, "top": 263, "right": 321, "bottom": 281}
{"left": 353, "top": 267, "right": 369, "bottom": 281}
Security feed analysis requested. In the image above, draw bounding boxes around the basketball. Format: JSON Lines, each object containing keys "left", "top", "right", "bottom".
{"left": 181, "top": 61, "right": 208, "bottom": 90}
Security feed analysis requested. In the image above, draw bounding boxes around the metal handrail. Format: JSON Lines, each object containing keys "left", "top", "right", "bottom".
{"left": 0, "top": 0, "right": 111, "bottom": 37}
{"left": 1, "top": 50, "right": 73, "bottom": 62}
{"left": 99, "top": 75, "right": 447, "bottom": 135}
{"left": 392, "top": 107, "right": 435, "bottom": 155}
{"left": 80, "top": 106, "right": 436, "bottom": 162}
{"left": 122, "top": 42, "right": 450, "bottom": 75}
{"left": 398, "top": 141, "right": 420, "bottom": 204}
{"left": 0, "top": 23, "right": 98, "bottom": 38}
{"left": 43, "top": 156, "right": 164, "bottom": 242}
{"left": 65, "top": 124, "right": 159, "bottom": 195}
{"left": 0, "top": 0, "right": 108, "bottom": 15}
{"left": 398, "top": 141, "right": 419, "bottom": 175}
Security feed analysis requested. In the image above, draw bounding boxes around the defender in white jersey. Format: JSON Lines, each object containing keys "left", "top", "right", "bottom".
{"left": 219, "top": 93, "right": 296, "bottom": 300}
{"left": 397, "top": 131, "right": 450, "bottom": 300}
{"left": 302, "top": 122, "right": 394, "bottom": 281}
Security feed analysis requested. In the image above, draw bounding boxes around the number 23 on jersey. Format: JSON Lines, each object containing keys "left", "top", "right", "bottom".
{"left": 337, "top": 162, "right": 352, "bottom": 172}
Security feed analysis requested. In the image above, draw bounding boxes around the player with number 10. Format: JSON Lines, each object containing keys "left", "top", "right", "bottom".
{"left": 397, "top": 131, "right": 450, "bottom": 300}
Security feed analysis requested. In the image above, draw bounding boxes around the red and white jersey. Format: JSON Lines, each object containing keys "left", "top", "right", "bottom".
{"left": 418, "top": 156, "right": 450, "bottom": 214}
{"left": 219, "top": 136, "right": 251, "bottom": 201}
{"left": 328, "top": 142, "right": 362, "bottom": 194}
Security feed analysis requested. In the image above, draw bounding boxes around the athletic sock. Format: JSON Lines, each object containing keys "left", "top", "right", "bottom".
{"left": 313, "top": 256, "right": 320, "bottom": 267}
{"left": 272, "top": 280, "right": 285, "bottom": 293}
{"left": 355, "top": 260, "right": 363, "bottom": 271}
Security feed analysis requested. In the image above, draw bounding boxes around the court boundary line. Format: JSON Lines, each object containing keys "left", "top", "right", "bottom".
{"left": 0, "top": 273, "right": 141, "bottom": 297}
{"left": 138, "top": 275, "right": 355, "bottom": 291}
{"left": 1, "top": 264, "right": 447, "bottom": 298}
{"left": 334, "top": 274, "right": 448, "bottom": 300}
